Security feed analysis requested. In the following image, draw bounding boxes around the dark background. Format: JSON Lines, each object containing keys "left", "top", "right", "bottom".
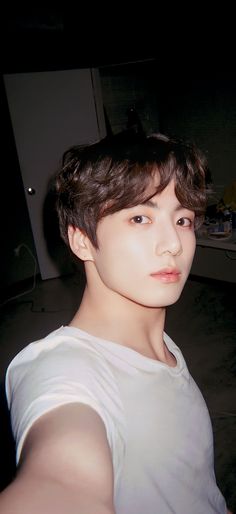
{"left": 1, "top": 7, "right": 236, "bottom": 294}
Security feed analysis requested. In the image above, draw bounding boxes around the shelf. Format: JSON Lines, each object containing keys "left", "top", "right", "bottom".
{"left": 196, "top": 235, "right": 236, "bottom": 252}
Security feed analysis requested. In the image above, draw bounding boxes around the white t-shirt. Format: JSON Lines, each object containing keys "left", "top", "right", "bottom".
{"left": 6, "top": 326, "right": 227, "bottom": 514}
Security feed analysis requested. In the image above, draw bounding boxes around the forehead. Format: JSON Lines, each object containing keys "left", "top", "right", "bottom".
{"left": 136, "top": 169, "right": 161, "bottom": 201}
{"left": 120, "top": 180, "right": 179, "bottom": 216}
{"left": 137, "top": 178, "right": 178, "bottom": 206}
{"left": 133, "top": 171, "right": 176, "bottom": 206}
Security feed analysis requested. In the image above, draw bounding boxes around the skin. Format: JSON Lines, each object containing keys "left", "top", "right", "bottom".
{"left": 69, "top": 179, "right": 196, "bottom": 362}
{"left": 0, "top": 178, "right": 232, "bottom": 513}
{"left": 0, "top": 404, "right": 115, "bottom": 514}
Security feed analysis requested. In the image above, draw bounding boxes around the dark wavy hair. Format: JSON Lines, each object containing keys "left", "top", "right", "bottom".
{"left": 55, "top": 133, "right": 208, "bottom": 248}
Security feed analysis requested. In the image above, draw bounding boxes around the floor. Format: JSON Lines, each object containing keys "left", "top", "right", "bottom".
{"left": 0, "top": 269, "right": 235, "bottom": 511}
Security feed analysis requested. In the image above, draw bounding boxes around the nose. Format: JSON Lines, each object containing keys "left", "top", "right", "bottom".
{"left": 155, "top": 223, "right": 182, "bottom": 256}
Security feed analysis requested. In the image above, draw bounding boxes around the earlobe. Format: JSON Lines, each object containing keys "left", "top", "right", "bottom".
{"left": 68, "top": 225, "right": 94, "bottom": 261}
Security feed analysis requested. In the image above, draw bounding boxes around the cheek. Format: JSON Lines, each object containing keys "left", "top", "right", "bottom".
{"left": 98, "top": 227, "right": 147, "bottom": 259}
{"left": 183, "top": 235, "right": 196, "bottom": 267}
{"left": 94, "top": 233, "right": 147, "bottom": 282}
{"left": 190, "top": 234, "right": 196, "bottom": 256}
{"left": 102, "top": 239, "right": 144, "bottom": 268}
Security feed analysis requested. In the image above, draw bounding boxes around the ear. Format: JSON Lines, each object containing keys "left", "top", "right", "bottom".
{"left": 68, "top": 225, "right": 94, "bottom": 262}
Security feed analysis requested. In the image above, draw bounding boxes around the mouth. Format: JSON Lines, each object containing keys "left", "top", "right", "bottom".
{"left": 150, "top": 268, "right": 181, "bottom": 283}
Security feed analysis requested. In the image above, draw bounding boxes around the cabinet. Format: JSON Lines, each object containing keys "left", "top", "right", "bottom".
{"left": 4, "top": 68, "right": 106, "bottom": 280}
{"left": 191, "top": 236, "right": 236, "bottom": 283}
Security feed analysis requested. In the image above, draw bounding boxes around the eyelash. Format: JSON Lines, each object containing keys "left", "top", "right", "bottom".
{"left": 130, "top": 215, "right": 193, "bottom": 227}
{"left": 131, "top": 215, "right": 151, "bottom": 224}
{"left": 176, "top": 217, "right": 193, "bottom": 227}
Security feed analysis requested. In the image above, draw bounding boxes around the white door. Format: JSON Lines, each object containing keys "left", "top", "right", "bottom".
{"left": 4, "top": 68, "right": 106, "bottom": 280}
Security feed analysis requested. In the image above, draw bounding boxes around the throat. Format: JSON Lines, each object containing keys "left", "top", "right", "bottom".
{"left": 135, "top": 339, "right": 177, "bottom": 367}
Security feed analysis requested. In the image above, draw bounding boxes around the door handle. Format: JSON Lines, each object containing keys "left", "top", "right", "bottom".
{"left": 27, "top": 187, "right": 36, "bottom": 195}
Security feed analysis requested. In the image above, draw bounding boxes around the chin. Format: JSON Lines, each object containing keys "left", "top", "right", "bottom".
{"left": 151, "top": 287, "right": 185, "bottom": 308}
{"left": 133, "top": 290, "right": 184, "bottom": 309}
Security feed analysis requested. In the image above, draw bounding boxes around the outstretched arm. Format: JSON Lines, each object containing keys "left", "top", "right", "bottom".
{"left": 0, "top": 403, "right": 115, "bottom": 514}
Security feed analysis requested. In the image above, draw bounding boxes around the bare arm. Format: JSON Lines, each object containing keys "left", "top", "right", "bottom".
{"left": 0, "top": 403, "right": 115, "bottom": 514}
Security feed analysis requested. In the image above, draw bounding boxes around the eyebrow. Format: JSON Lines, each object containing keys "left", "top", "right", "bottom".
{"left": 141, "top": 199, "right": 185, "bottom": 211}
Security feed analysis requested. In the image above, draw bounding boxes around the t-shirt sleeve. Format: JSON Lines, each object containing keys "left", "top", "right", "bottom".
{"left": 5, "top": 335, "right": 125, "bottom": 477}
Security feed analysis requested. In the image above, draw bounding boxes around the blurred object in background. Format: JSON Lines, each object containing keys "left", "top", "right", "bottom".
{"left": 217, "top": 179, "right": 236, "bottom": 214}
{"left": 208, "top": 180, "right": 236, "bottom": 240}
{"left": 126, "top": 106, "right": 145, "bottom": 138}
{"left": 197, "top": 179, "right": 236, "bottom": 240}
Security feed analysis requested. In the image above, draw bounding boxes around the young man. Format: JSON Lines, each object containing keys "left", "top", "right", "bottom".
{"left": 0, "top": 134, "right": 231, "bottom": 513}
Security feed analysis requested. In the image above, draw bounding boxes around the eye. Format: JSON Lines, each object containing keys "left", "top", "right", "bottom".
{"left": 131, "top": 215, "right": 151, "bottom": 224}
{"left": 177, "top": 217, "right": 193, "bottom": 227}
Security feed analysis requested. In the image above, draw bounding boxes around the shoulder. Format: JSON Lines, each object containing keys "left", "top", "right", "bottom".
{"left": 7, "top": 325, "right": 99, "bottom": 368}
{"left": 6, "top": 326, "right": 122, "bottom": 416}
{"left": 6, "top": 326, "right": 111, "bottom": 395}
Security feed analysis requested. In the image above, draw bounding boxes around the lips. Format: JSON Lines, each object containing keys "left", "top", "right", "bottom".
{"left": 150, "top": 268, "right": 181, "bottom": 283}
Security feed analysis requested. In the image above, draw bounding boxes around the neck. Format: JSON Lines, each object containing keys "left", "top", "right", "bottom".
{"left": 70, "top": 276, "right": 169, "bottom": 362}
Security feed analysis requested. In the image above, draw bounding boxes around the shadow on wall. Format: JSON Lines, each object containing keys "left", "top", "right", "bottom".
{"left": 43, "top": 181, "right": 83, "bottom": 279}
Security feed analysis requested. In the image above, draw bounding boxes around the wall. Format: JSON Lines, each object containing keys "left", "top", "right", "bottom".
{"left": 100, "top": 60, "right": 160, "bottom": 136}
{"left": 159, "top": 76, "right": 236, "bottom": 199}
